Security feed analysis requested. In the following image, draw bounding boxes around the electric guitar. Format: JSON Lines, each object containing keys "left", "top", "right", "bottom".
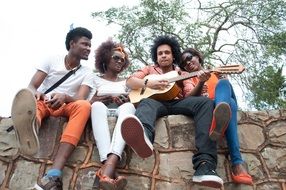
{"left": 128, "top": 64, "right": 245, "bottom": 104}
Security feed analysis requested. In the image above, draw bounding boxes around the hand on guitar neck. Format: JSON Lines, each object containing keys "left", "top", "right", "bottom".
{"left": 128, "top": 64, "right": 245, "bottom": 104}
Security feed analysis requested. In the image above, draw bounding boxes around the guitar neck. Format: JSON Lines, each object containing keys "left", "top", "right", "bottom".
{"left": 167, "top": 69, "right": 214, "bottom": 83}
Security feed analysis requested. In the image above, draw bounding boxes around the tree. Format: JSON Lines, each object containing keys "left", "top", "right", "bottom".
{"left": 248, "top": 65, "right": 286, "bottom": 109}
{"left": 91, "top": 0, "right": 286, "bottom": 110}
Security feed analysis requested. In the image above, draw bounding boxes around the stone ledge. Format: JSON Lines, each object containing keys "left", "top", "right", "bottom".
{"left": 0, "top": 110, "right": 286, "bottom": 190}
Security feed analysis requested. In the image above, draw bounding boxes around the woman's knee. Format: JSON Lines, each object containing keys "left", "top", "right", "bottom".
{"left": 216, "top": 79, "right": 231, "bottom": 89}
{"left": 230, "top": 98, "right": 237, "bottom": 112}
{"left": 91, "top": 101, "right": 108, "bottom": 116}
{"left": 119, "top": 102, "right": 135, "bottom": 113}
{"left": 198, "top": 96, "right": 214, "bottom": 107}
{"left": 91, "top": 101, "right": 106, "bottom": 111}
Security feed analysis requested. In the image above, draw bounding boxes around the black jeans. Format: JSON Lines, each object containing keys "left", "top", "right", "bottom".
{"left": 135, "top": 96, "right": 217, "bottom": 168}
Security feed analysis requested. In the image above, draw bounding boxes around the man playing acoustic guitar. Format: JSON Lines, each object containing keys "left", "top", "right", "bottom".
{"left": 179, "top": 48, "right": 253, "bottom": 185}
{"left": 120, "top": 35, "right": 230, "bottom": 189}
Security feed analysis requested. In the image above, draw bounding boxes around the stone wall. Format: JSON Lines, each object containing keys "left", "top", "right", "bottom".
{"left": 0, "top": 110, "right": 286, "bottom": 190}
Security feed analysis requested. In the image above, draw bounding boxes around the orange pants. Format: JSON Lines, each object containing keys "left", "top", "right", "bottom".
{"left": 36, "top": 100, "right": 91, "bottom": 146}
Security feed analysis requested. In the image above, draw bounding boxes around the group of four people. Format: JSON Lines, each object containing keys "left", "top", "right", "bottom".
{"left": 11, "top": 27, "right": 252, "bottom": 190}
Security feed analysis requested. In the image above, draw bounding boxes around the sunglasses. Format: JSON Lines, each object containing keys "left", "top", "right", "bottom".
{"left": 182, "top": 53, "right": 194, "bottom": 64}
{"left": 112, "top": 54, "right": 125, "bottom": 63}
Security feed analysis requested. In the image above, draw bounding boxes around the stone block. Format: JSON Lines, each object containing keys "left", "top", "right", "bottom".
{"left": 154, "top": 117, "right": 169, "bottom": 149}
{"left": 35, "top": 116, "right": 67, "bottom": 159}
{"left": 9, "top": 159, "right": 40, "bottom": 189}
{"left": 268, "top": 120, "right": 286, "bottom": 145}
{"left": 67, "top": 145, "right": 88, "bottom": 165}
{"left": 0, "top": 118, "right": 18, "bottom": 157}
{"left": 129, "top": 153, "right": 155, "bottom": 173}
{"left": 75, "top": 167, "right": 96, "bottom": 190}
{"left": 155, "top": 181, "right": 187, "bottom": 190}
{"left": 261, "top": 146, "right": 286, "bottom": 178}
{"left": 159, "top": 152, "right": 194, "bottom": 180}
{"left": 124, "top": 175, "right": 151, "bottom": 190}
{"left": 0, "top": 160, "right": 7, "bottom": 186}
{"left": 238, "top": 124, "right": 264, "bottom": 150}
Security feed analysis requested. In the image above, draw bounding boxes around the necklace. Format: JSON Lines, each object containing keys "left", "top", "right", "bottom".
{"left": 65, "top": 56, "right": 73, "bottom": 70}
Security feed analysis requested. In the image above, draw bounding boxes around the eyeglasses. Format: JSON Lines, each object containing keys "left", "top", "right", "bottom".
{"left": 112, "top": 54, "right": 125, "bottom": 63}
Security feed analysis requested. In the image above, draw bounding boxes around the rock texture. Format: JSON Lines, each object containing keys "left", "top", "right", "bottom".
{"left": 0, "top": 110, "right": 286, "bottom": 190}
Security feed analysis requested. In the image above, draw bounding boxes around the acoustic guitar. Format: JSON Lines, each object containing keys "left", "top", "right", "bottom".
{"left": 128, "top": 64, "right": 245, "bottom": 104}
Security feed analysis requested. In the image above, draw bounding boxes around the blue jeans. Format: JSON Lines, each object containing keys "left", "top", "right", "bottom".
{"left": 135, "top": 96, "right": 218, "bottom": 168}
{"left": 214, "top": 79, "right": 243, "bottom": 165}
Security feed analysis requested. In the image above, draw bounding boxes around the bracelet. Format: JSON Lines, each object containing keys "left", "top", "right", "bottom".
{"left": 144, "top": 79, "right": 148, "bottom": 87}
{"left": 140, "top": 79, "right": 148, "bottom": 95}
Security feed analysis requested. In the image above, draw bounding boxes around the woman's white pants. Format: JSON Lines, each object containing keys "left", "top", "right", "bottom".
{"left": 91, "top": 102, "right": 135, "bottom": 162}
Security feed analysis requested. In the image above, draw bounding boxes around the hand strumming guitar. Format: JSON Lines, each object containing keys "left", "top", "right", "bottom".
{"left": 197, "top": 70, "right": 211, "bottom": 83}
{"left": 147, "top": 79, "right": 169, "bottom": 90}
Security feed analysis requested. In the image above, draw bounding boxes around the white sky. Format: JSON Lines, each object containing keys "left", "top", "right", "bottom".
{"left": 0, "top": 0, "right": 284, "bottom": 116}
{"left": 0, "top": 0, "right": 138, "bottom": 117}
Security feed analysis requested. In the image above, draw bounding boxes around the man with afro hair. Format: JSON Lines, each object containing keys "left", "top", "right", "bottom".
{"left": 121, "top": 35, "right": 226, "bottom": 188}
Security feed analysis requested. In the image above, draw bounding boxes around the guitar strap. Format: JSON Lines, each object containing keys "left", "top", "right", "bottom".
{"left": 44, "top": 65, "right": 81, "bottom": 94}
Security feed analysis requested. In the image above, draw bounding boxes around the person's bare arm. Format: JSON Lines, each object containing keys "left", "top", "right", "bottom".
{"left": 126, "top": 76, "right": 169, "bottom": 90}
{"left": 126, "top": 77, "right": 146, "bottom": 90}
{"left": 28, "top": 70, "right": 47, "bottom": 100}
{"left": 69, "top": 84, "right": 91, "bottom": 102}
{"left": 186, "top": 70, "right": 211, "bottom": 96}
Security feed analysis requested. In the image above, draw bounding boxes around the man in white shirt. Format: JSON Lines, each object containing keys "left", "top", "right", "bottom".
{"left": 11, "top": 27, "right": 94, "bottom": 190}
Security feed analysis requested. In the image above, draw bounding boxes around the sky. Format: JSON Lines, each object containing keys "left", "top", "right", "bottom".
{"left": 0, "top": 0, "right": 138, "bottom": 117}
{"left": 0, "top": 0, "right": 284, "bottom": 116}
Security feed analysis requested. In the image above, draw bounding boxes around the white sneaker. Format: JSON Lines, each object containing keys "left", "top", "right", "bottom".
{"left": 11, "top": 88, "right": 40, "bottom": 156}
{"left": 121, "top": 115, "right": 153, "bottom": 158}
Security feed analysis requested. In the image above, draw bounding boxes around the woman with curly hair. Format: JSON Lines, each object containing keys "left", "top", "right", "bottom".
{"left": 89, "top": 39, "right": 135, "bottom": 190}
{"left": 179, "top": 48, "right": 253, "bottom": 185}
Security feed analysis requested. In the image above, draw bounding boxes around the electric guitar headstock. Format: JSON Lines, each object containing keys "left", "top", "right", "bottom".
{"left": 211, "top": 64, "right": 245, "bottom": 74}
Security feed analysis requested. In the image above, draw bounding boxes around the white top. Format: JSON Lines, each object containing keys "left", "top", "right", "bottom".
{"left": 36, "top": 54, "right": 94, "bottom": 98}
{"left": 89, "top": 75, "right": 129, "bottom": 99}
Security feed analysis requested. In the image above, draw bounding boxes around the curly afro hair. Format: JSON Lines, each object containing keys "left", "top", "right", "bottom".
{"left": 150, "top": 35, "right": 181, "bottom": 65}
{"left": 65, "top": 27, "right": 92, "bottom": 51}
{"left": 95, "top": 39, "right": 130, "bottom": 74}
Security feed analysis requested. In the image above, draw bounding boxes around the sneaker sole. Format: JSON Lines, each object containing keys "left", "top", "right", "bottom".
{"left": 11, "top": 88, "right": 39, "bottom": 156}
{"left": 33, "top": 184, "right": 44, "bottom": 190}
{"left": 115, "top": 176, "right": 127, "bottom": 190}
{"left": 193, "top": 175, "right": 223, "bottom": 188}
{"left": 209, "top": 102, "right": 231, "bottom": 141}
{"left": 121, "top": 116, "right": 153, "bottom": 158}
{"left": 99, "top": 181, "right": 115, "bottom": 190}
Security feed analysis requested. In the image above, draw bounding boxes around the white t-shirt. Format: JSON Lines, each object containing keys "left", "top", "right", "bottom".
{"left": 89, "top": 75, "right": 130, "bottom": 108}
{"left": 89, "top": 75, "right": 129, "bottom": 100}
{"left": 37, "top": 55, "right": 94, "bottom": 98}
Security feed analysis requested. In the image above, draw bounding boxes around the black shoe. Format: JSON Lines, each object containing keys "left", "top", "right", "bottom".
{"left": 192, "top": 162, "right": 223, "bottom": 188}
{"left": 34, "top": 176, "right": 63, "bottom": 190}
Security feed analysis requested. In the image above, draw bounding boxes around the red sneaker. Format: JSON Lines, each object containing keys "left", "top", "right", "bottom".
{"left": 209, "top": 102, "right": 231, "bottom": 141}
{"left": 121, "top": 115, "right": 153, "bottom": 158}
{"left": 231, "top": 163, "right": 253, "bottom": 185}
